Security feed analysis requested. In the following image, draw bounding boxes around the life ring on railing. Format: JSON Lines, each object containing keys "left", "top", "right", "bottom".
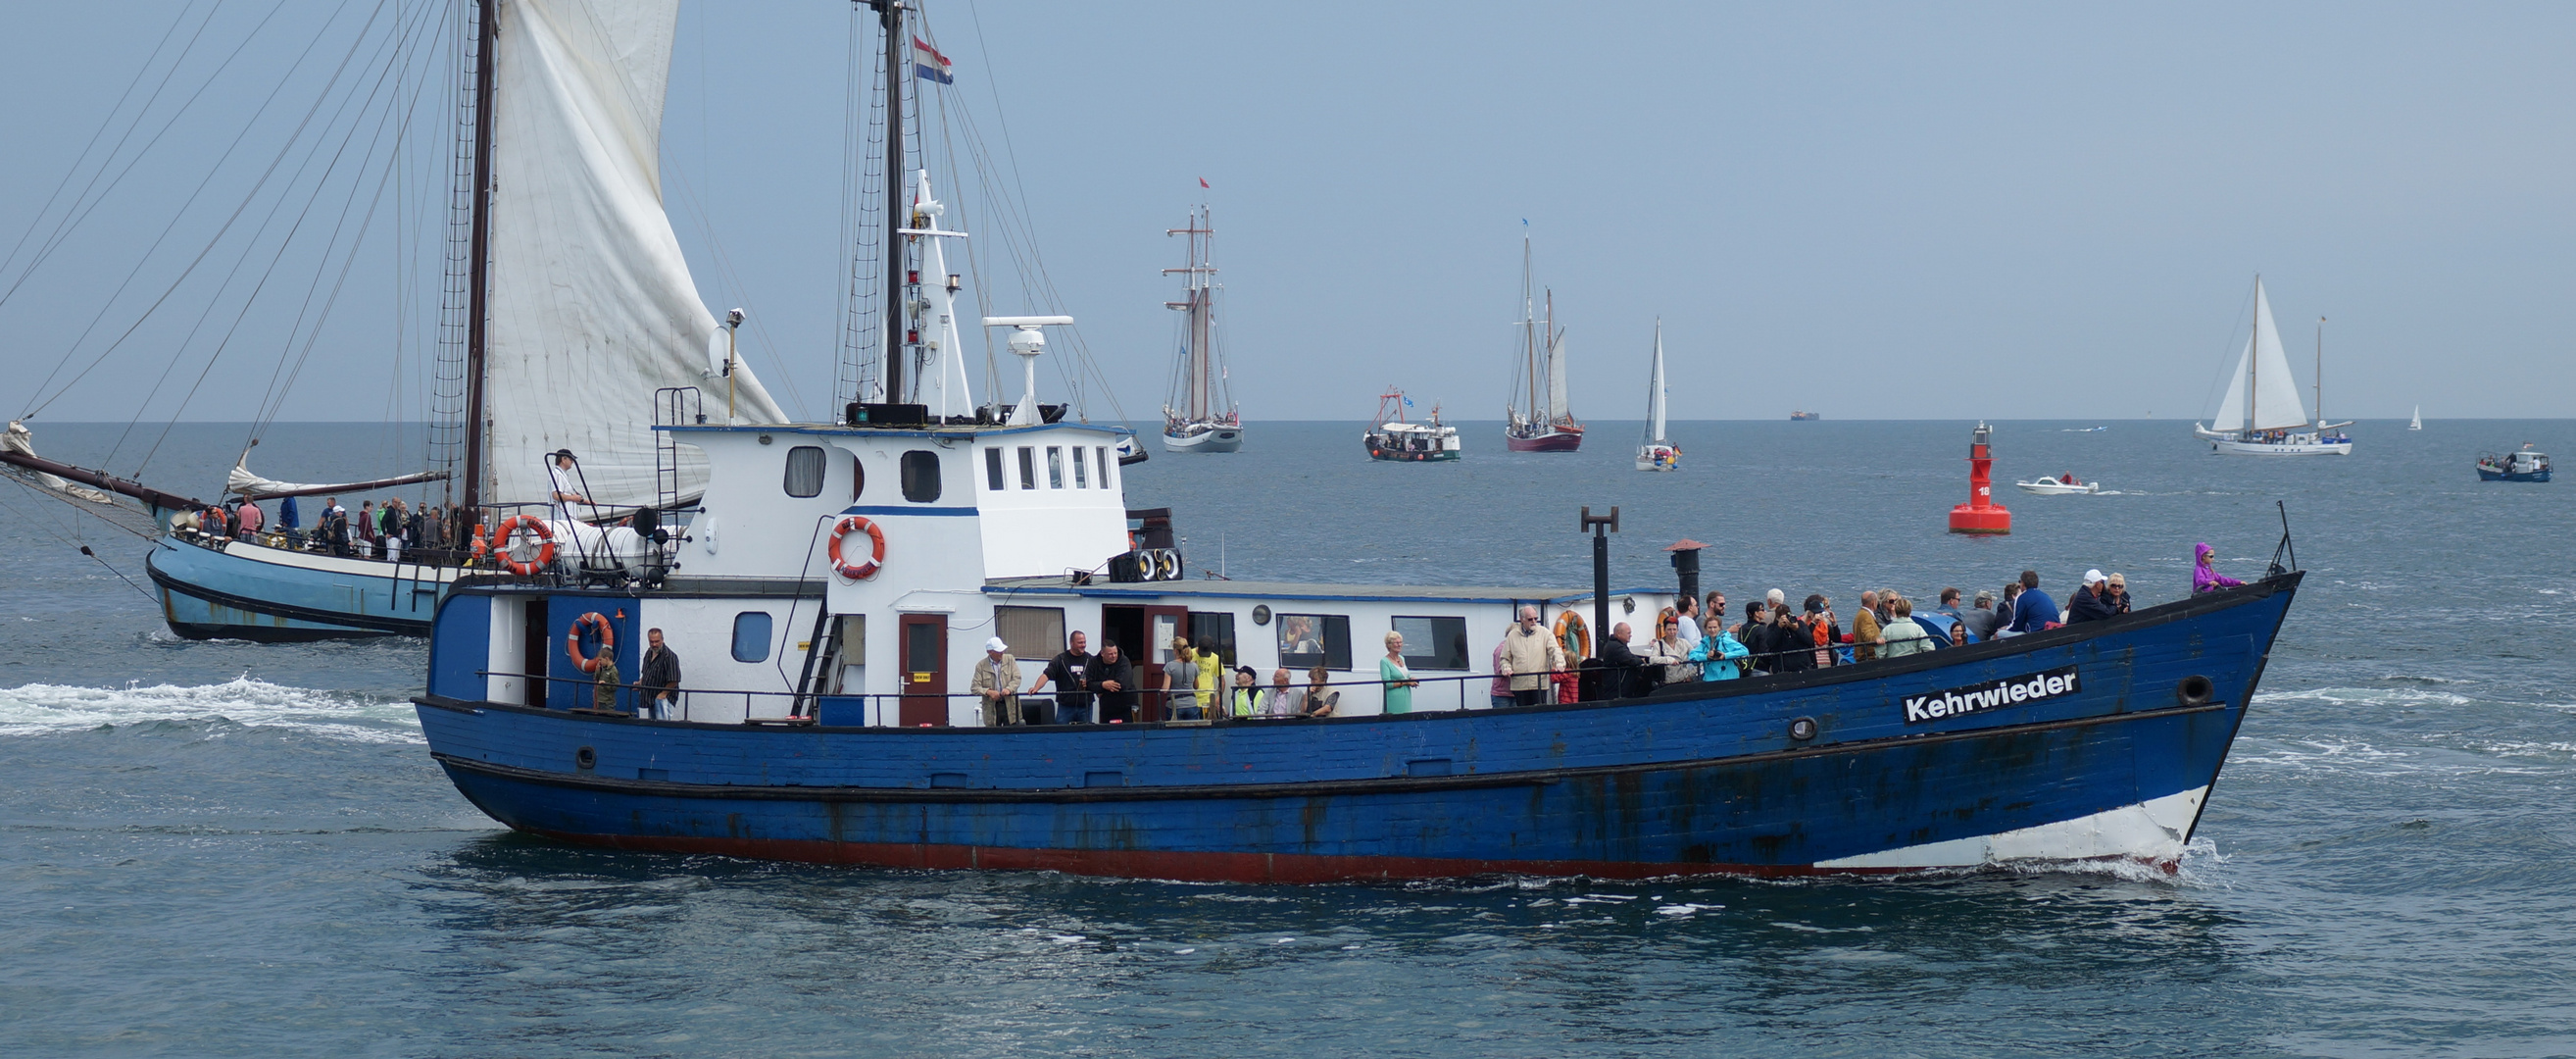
{"left": 1554, "top": 610, "right": 1590, "bottom": 660}
{"left": 566, "top": 612, "right": 615, "bottom": 674}
{"left": 494, "top": 515, "right": 554, "bottom": 576}
{"left": 828, "top": 515, "right": 885, "bottom": 580}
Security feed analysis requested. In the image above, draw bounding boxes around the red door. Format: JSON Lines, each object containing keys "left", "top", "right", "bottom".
{"left": 1139, "top": 605, "right": 1189, "bottom": 723}
{"left": 899, "top": 614, "right": 949, "bottom": 727}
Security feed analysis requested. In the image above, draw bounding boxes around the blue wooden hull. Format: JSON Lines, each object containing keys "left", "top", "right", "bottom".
{"left": 2477, "top": 468, "right": 2550, "bottom": 482}
{"left": 145, "top": 534, "right": 446, "bottom": 640}
{"left": 416, "top": 576, "right": 2297, "bottom": 881}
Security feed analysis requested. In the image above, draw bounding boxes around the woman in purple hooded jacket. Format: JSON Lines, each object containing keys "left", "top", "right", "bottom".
{"left": 2193, "top": 543, "right": 2245, "bottom": 593}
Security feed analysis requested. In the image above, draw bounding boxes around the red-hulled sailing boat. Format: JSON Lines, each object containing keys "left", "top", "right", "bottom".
{"left": 1504, "top": 229, "right": 1582, "bottom": 452}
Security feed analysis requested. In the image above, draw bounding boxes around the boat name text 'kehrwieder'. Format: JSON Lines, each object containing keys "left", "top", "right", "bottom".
{"left": 1904, "top": 666, "right": 2081, "bottom": 724}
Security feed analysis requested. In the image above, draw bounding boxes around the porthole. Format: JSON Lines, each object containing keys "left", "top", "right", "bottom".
{"left": 2176, "top": 675, "right": 2215, "bottom": 706}
{"left": 1788, "top": 717, "right": 1818, "bottom": 741}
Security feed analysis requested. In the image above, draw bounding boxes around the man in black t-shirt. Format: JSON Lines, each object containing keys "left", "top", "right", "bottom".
{"left": 1026, "top": 630, "right": 1098, "bottom": 724}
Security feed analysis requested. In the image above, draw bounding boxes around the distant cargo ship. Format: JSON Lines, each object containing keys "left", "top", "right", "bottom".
{"left": 1790, "top": 411, "right": 1821, "bottom": 422}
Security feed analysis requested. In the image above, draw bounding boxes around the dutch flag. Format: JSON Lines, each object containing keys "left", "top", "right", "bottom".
{"left": 913, "top": 36, "right": 953, "bottom": 84}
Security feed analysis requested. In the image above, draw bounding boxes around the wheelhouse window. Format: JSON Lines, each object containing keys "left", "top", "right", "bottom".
{"left": 984, "top": 448, "right": 1005, "bottom": 491}
{"left": 782, "top": 445, "right": 825, "bottom": 498}
{"left": 1276, "top": 613, "right": 1352, "bottom": 671}
{"left": 899, "top": 450, "right": 941, "bottom": 503}
{"left": 1016, "top": 447, "right": 1036, "bottom": 490}
{"left": 1392, "top": 616, "right": 1470, "bottom": 671}
{"left": 1072, "top": 447, "right": 1089, "bottom": 488}
{"left": 1046, "top": 446, "right": 1065, "bottom": 488}
{"left": 1097, "top": 447, "right": 1115, "bottom": 488}
{"left": 732, "top": 612, "right": 773, "bottom": 663}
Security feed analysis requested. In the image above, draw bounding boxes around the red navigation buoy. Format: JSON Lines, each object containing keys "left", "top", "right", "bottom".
{"left": 1949, "top": 421, "right": 2011, "bottom": 534}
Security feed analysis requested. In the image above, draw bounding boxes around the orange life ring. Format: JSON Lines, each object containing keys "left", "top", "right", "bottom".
{"left": 566, "top": 612, "right": 615, "bottom": 674}
{"left": 494, "top": 515, "right": 554, "bottom": 576}
{"left": 828, "top": 515, "right": 885, "bottom": 580}
{"left": 201, "top": 507, "right": 229, "bottom": 537}
{"left": 1554, "top": 610, "right": 1590, "bottom": 660}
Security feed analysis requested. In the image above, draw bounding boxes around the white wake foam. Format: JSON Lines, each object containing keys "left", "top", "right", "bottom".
{"left": 0, "top": 676, "right": 421, "bottom": 743}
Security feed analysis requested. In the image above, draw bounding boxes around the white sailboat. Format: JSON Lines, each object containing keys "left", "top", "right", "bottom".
{"left": 1635, "top": 320, "right": 1678, "bottom": 472}
{"left": 2409, "top": 406, "right": 2422, "bottom": 430}
{"left": 2192, "top": 277, "right": 2352, "bottom": 455}
{"left": 1160, "top": 205, "right": 1241, "bottom": 453}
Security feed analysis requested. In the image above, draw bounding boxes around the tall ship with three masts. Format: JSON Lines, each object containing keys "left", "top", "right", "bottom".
{"left": 1160, "top": 203, "right": 1240, "bottom": 453}
{"left": 1503, "top": 230, "right": 1581, "bottom": 452}
{"left": 2194, "top": 277, "right": 2352, "bottom": 455}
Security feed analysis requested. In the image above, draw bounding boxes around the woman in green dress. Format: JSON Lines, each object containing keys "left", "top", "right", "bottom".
{"left": 1380, "top": 630, "right": 1420, "bottom": 714}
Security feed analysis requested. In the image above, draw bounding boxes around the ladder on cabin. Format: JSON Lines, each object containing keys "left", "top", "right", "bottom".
{"left": 652, "top": 387, "right": 703, "bottom": 516}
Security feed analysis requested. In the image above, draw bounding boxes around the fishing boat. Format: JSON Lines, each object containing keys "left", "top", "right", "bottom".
{"left": 1159, "top": 205, "right": 1241, "bottom": 454}
{"left": 2015, "top": 476, "right": 2102, "bottom": 495}
{"left": 1363, "top": 388, "right": 1460, "bottom": 463}
{"left": 0, "top": 0, "right": 795, "bottom": 640}
{"left": 1790, "top": 411, "right": 1821, "bottom": 422}
{"left": 1503, "top": 231, "right": 1581, "bottom": 452}
{"left": 1635, "top": 320, "right": 1679, "bottom": 472}
{"left": 2193, "top": 278, "right": 2353, "bottom": 455}
{"left": 2476, "top": 445, "right": 2551, "bottom": 482}
{"left": 403, "top": 5, "right": 2309, "bottom": 884}
{"left": 2409, "top": 406, "right": 2422, "bottom": 430}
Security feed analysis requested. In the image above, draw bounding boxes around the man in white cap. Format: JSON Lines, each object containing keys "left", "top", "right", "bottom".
{"left": 970, "top": 636, "right": 1022, "bottom": 726}
{"left": 2066, "top": 569, "right": 2115, "bottom": 624}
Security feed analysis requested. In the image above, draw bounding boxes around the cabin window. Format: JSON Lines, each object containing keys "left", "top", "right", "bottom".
{"left": 1097, "top": 447, "right": 1115, "bottom": 488}
{"left": 1016, "top": 447, "right": 1036, "bottom": 490}
{"left": 732, "top": 611, "right": 773, "bottom": 663}
{"left": 782, "top": 446, "right": 825, "bottom": 498}
{"left": 1392, "top": 616, "right": 1470, "bottom": 671}
{"left": 1072, "top": 447, "right": 1089, "bottom": 488}
{"left": 1046, "top": 447, "right": 1065, "bottom": 488}
{"left": 1188, "top": 611, "right": 1237, "bottom": 669}
{"left": 851, "top": 454, "right": 865, "bottom": 500}
{"left": 900, "top": 450, "right": 942, "bottom": 502}
{"left": 1276, "top": 613, "right": 1352, "bottom": 671}
{"left": 995, "top": 606, "right": 1065, "bottom": 661}
{"left": 984, "top": 448, "right": 1005, "bottom": 491}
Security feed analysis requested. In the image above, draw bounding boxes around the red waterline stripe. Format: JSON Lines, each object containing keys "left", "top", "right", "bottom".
{"left": 517, "top": 828, "right": 2044, "bottom": 883}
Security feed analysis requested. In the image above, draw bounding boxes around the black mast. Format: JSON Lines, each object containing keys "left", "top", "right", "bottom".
{"left": 460, "top": 0, "right": 500, "bottom": 516}
{"left": 870, "top": 0, "right": 906, "bottom": 403}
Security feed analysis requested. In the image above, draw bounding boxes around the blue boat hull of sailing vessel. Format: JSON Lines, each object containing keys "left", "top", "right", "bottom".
{"left": 416, "top": 574, "right": 2298, "bottom": 881}
{"left": 145, "top": 532, "right": 450, "bottom": 640}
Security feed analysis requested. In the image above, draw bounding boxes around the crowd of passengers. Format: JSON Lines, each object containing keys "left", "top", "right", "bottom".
{"left": 961, "top": 548, "right": 2250, "bottom": 726}
{"left": 184, "top": 494, "right": 484, "bottom": 566}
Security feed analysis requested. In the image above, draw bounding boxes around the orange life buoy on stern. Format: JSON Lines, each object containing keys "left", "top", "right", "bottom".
{"left": 1554, "top": 610, "right": 1590, "bottom": 661}
{"left": 828, "top": 515, "right": 885, "bottom": 580}
{"left": 493, "top": 515, "right": 554, "bottom": 576}
{"left": 566, "top": 612, "right": 615, "bottom": 674}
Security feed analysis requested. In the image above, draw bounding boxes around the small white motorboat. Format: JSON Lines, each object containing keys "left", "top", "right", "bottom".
{"left": 2015, "top": 477, "right": 2102, "bottom": 495}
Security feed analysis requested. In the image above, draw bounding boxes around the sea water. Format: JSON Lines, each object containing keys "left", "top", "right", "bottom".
{"left": 3, "top": 419, "right": 2570, "bottom": 1057}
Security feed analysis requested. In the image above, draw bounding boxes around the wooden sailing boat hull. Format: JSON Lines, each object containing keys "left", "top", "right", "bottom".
{"left": 1504, "top": 426, "right": 1583, "bottom": 452}
{"left": 144, "top": 532, "right": 452, "bottom": 640}
{"left": 1162, "top": 425, "right": 1243, "bottom": 453}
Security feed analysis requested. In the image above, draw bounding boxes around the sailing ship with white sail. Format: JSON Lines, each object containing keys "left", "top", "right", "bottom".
{"left": 1160, "top": 205, "right": 1240, "bottom": 453}
{"left": 1635, "top": 320, "right": 1678, "bottom": 472}
{"left": 2193, "top": 277, "right": 2352, "bottom": 456}
{"left": 1, "top": 0, "right": 792, "bottom": 638}
{"left": 1504, "top": 231, "right": 1581, "bottom": 452}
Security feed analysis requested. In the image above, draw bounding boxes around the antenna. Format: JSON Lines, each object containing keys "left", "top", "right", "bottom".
{"left": 983, "top": 316, "right": 1075, "bottom": 425}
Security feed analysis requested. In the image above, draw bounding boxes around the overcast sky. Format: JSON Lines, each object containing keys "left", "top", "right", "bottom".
{"left": 2, "top": 1, "right": 2568, "bottom": 426}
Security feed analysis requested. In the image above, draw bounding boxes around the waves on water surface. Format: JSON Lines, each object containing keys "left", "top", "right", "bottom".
{"left": 0, "top": 676, "right": 421, "bottom": 742}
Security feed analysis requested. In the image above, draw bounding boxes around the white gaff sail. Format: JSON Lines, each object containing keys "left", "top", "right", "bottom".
{"left": 2208, "top": 279, "right": 2310, "bottom": 432}
{"left": 481, "top": 0, "right": 787, "bottom": 512}
{"left": 1545, "top": 328, "right": 1570, "bottom": 422}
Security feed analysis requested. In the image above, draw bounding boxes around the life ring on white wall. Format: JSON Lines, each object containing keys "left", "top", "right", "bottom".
{"left": 829, "top": 515, "right": 886, "bottom": 580}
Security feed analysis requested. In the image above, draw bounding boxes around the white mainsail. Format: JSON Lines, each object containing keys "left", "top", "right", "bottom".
{"left": 1544, "top": 328, "right": 1569, "bottom": 422}
{"left": 1643, "top": 322, "right": 1666, "bottom": 444}
{"left": 2209, "top": 278, "right": 2309, "bottom": 432}
{"left": 481, "top": 0, "right": 786, "bottom": 511}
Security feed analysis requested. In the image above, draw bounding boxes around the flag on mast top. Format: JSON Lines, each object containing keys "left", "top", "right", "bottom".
{"left": 913, "top": 37, "right": 953, "bottom": 83}
{"left": 1200, "top": 177, "right": 1210, "bottom": 189}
